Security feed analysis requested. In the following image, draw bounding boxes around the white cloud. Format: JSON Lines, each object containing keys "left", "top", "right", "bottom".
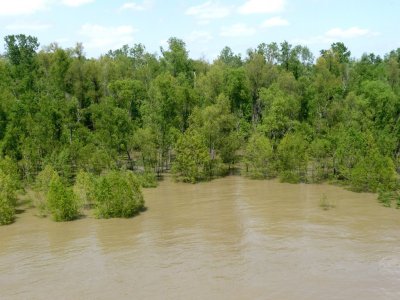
{"left": 79, "top": 23, "right": 137, "bottom": 51}
{"left": 6, "top": 21, "right": 52, "bottom": 31}
{"left": 62, "top": 0, "right": 94, "bottom": 7}
{"left": 292, "top": 26, "right": 378, "bottom": 46}
{"left": 261, "top": 16, "right": 289, "bottom": 28}
{"left": 186, "top": 1, "right": 232, "bottom": 25}
{"left": 325, "top": 27, "right": 377, "bottom": 39}
{"left": 238, "top": 0, "right": 285, "bottom": 14}
{"left": 187, "top": 31, "right": 213, "bottom": 43}
{"left": 120, "top": 0, "right": 153, "bottom": 11}
{"left": 220, "top": 23, "right": 256, "bottom": 37}
{"left": 0, "top": 0, "right": 96, "bottom": 15}
{"left": 0, "top": 0, "right": 50, "bottom": 16}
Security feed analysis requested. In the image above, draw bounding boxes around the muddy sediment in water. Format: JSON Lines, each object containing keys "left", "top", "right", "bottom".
{"left": 1, "top": 176, "right": 400, "bottom": 299}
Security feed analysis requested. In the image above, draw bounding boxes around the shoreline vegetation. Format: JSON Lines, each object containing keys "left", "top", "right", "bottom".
{"left": 1, "top": 34, "right": 400, "bottom": 225}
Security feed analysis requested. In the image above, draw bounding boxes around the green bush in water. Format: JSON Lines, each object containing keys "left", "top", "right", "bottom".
{"left": 73, "top": 170, "right": 96, "bottom": 208}
{"left": 0, "top": 156, "right": 21, "bottom": 190}
{"left": 35, "top": 165, "right": 58, "bottom": 193}
{"left": 47, "top": 174, "right": 81, "bottom": 222}
{"left": 33, "top": 165, "right": 58, "bottom": 216}
{"left": 0, "top": 196, "right": 15, "bottom": 225}
{"left": 94, "top": 171, "right": 144, "bottom": 219}
{"left": 136, "top": 171, "right": 158, "bottom": 188}
{"left": 243, "top": 132, "right": 274, "bottom": 179}
{"left": 378, "top": 190, "right": 400, "bottom": 208}
{"left": 0, "top": 170, "right": 18, "bottom": 225}
{"left": 350, "top": 149, "right": 396, "bottom": 192}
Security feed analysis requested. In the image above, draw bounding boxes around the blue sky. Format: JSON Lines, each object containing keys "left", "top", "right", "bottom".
{"left": 0, "top": 0, "right": 399, "bottom": 61}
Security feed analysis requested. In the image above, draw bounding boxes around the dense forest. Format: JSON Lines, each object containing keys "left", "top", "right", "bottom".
{"left": 1, "top": 34, "right": 400, "bottom": 225}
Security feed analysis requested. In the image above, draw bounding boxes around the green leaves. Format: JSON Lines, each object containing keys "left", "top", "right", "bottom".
{"left": 172, "top": 130, "right": 210, "bottom": 183}
{"left": 277, "top": 132, "right": 309, "bottom": 183}
{"left": 93, "top": 171, "right": 144, "bottom": 219}
{"left": 47, "top": 174, "right": 80, "bottom": 222}
{"left": 0, "top": 157, "right": 20, "bottom": 225}
{"left": 0, "top": 171, "right": 17, "bottom": 225}
{"left": 243, "top": 131, "right": 274, "bottom": 179}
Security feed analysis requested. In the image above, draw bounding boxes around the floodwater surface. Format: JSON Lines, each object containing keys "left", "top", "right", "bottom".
{"left": 1, "top": 176, "right": 400, "bottom": 299}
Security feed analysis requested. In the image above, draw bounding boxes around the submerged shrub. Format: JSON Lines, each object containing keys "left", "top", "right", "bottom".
{"left": 377, "top": 190, "right": 400, "bottom": 208}
{"left": 0, "top": 196, "right": 15, "bottom": 225}
{"left": 0, "top": 170, "right": 18, "bottom": 206}
{"left": 0, "top": 156, "right": 21, "bottom": 190}
{"left": 319, "top": 194, "right": 335, "bottom": 210}
{"left": 73, "top": 170, "right": 96, "bottom": 208}
{"left": 136, "top": 171, "right": 158, "bottom": 188}
{"left": 33, "top": 165, "right": 58, "bottom": 216}
{"left": 0, "top": 170, "right": 18, "bottom": 225}
{"left": 94, "top": 171, "right": 144, "bottom": 219}
{"left": 35, "top": 165, "right": 58, "bottom": 193}
{"left": 350, "top": 149, "right": 396, "bottom": 192}
{"left": 243, "top": 132, "right": 274, "bottom": 179}
{"left": 277, "top": 132, "right": 309, "bottom": 183}
{"left": 172, "top": 130, "right": 210, "bottom": 183}
{"left": 47, "top": 174, "right": 81, "bottom": 222}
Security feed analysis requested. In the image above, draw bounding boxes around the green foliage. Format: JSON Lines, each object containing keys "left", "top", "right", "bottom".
{"left": 2, "top": 33, "right": 400, "bottom": 221}
{"left": 0, "top": 196, "right": 15, "bottom": 225}
{"left": 277, "top": 132, "right": 309, "bottom": 183}
{"left": 0, "top": 155, "right": 21, "bottom": 225}
{"left": 73, "top": 170, "right": 96, "bottom": 208}
{"left": 93, "top": 171, "right": 145, "bottom": 218}
{"left": 189, "top": 94, "right": 241, "bottom": 171}
{"left": 35, "top": 165, "right": 58, "bottom": 193}
{"left": 350, "top": 149, "right": 396, "bottom": 192}
{"left": 47, "top": 173, "right": 81, "bottom": 221}
{"left": 0, "top": 169, "right": 19, "bottom": 225}
{"left": 136, "top": 171, "right": 158, "bottom": 188}
{"left": 308, "top": 138, "right": 333, "bottom": 182}
{"left": 260, "top": 84, "right": 300, "bottom": 140}
{"left": 244, "top": 131, "right": 274, "bottom": 179}
{"left": 33, "top": 165, "right": 58, "bottom": 215}
{"left": 172, "top": 130, "right": 210, "bottom": 183}
{"left": 0, "top": 156, "right": 20, "bottom": 186}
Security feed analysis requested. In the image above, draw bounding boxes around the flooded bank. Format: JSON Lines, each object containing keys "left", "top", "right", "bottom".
{"left": 1, "top": 176, "right": 400, "bottom": 299}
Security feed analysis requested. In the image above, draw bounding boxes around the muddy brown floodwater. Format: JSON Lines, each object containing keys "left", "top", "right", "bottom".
{"left": 1, "top": 176, "right": 400, "bottom": 299}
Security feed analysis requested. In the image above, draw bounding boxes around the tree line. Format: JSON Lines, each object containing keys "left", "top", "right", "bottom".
{"left": 1, "top": 34, "right": 400, "bottom": 224}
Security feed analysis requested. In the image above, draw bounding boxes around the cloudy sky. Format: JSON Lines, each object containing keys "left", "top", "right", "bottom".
{"left": 0, "top": 0, "right": 398, "bottom": 60}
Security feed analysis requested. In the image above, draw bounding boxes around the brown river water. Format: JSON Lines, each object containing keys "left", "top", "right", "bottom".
{"left": 1, "top": 176, "right": 400, "bottom": 300}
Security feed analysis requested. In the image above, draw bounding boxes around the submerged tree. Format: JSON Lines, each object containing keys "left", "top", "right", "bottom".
{"left": 93, "top": 171, "right": 144, "bottom": 219}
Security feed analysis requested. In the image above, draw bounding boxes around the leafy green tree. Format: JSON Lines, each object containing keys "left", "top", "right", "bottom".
{"left": 47, "top": 173, "right": 80, "bottom": 221}
{"left": 33, "top": 164, "right": 58, "bottom": 215}
{"left": 277, "top": 132, "right": 309, "bottom": 183}
{"left": 224, "top": 67, "right": 252, "bottom": 119}
{"left": 260, "top": 84, "right": 300, "bottom": 140}
{"left": 172, "top": 129, "right": 210, "bottom": 183}
{"left": 189, "top": 94, "right": 241, "bottom": 172}
{"left": 108, "top": 79, "right": 146, "bottom": 119}
{"left": 94, "top": 171, "right": 144, "bottom": 218}
{"left": 73, "top": 170, "right": 96, "bottom": 208}
{"left": 350, "top": 148, "right": 396, "bottom": 192}
{"left": 0, "top": 196, "right": 15, "bottom": 225}
{"left": 4, "top": 34, "right": 39, "bottom": 94}
{"left": 308, "top": 138, "right": 334, "bottom": 182}
{"left": 217, "top": 46, "right": 242, "bottom": 67}
{"left": 0, "top": 169, "right": 19, "bottom": 225}
{"left": 245, "top": 52, "right": 268, "bottom": 123}
{"left": 160, "top": 37, "right": 193, "bottom": 78}
{"left": 243, "top": 131, "right": 274, "bottom": 179}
